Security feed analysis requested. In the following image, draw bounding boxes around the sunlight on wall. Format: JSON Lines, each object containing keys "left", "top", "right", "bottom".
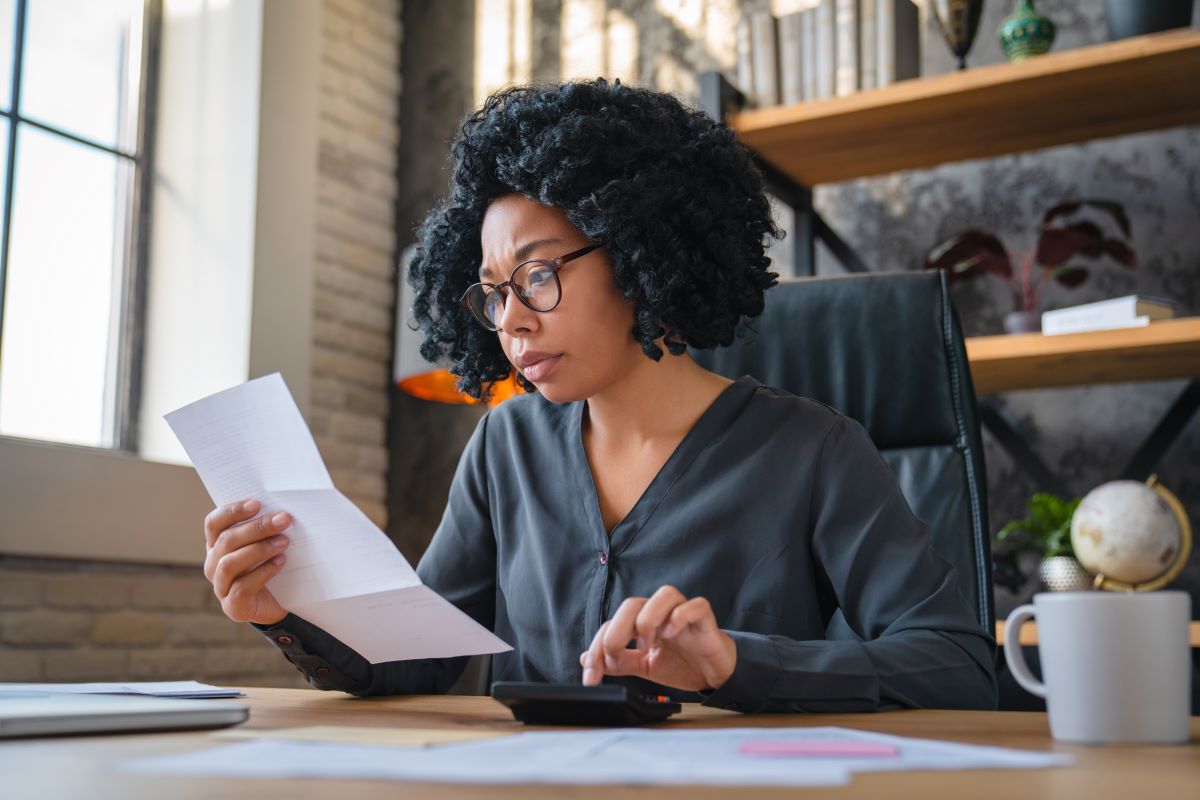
{"left": 138, "top": 0, "right": 262, "bottom": 464}
{"left": 511, "top": 0, "right": 531, "bottom": 89}
{"left": 605, "top": 8, "right": 638, "bottom": 85}
{"left": 769, "top": 0, "right": 817, "bottom": 15}
{"left": 655, "top": 0, "right": 703, "bottom": 36}
{"left": 654, "top": 50, "right": 697, "bottom": 98}
{"left": 474, "top": 0, "right": 531, "bottom": 108}
{"left": 701, "top": 0, "right": 742, "bottom": 73}
{"left": 560, "top": 0, "right": 605, "bottom": 81}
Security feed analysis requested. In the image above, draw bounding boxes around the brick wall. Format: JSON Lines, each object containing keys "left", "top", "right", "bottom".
{"left": 0, "top": 0, "right": 401, "bottom": 686}
{"left": 310, "top": 0, "right": 400, "bottom": 528}
{"left": 0, "top": 558, "right": 307, "bottom": 686}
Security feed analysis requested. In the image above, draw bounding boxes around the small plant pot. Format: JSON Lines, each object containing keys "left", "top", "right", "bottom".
{"left": 1039, "top": 556, "right": 1093, "bottom": 592}
{"left": 1003, "top": 310, "right": 1042, "bottom": 334}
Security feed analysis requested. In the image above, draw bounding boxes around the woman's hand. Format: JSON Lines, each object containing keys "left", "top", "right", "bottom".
{"left": 579, "top": 585, "right": 737, "bottom": 692}
{"left": 202, "top": 499, "right": 292, "bottom": 626}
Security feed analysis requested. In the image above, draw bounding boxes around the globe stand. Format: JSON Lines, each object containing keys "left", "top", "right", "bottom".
{"left": 1088, "top": 475, "right": 1193, "bottom": 593}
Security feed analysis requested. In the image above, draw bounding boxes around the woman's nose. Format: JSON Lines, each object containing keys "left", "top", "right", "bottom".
{"left": 495, "top": 289, "right": 538, "bottom": 334}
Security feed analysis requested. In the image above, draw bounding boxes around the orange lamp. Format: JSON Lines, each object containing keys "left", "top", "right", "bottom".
{"left": 394, "top": 245, "right": 523, "bottom": 408}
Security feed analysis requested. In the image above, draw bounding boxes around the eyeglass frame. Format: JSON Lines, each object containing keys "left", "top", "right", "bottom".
{"left": 458, "top": 242, "right": 606, "bottom": 331}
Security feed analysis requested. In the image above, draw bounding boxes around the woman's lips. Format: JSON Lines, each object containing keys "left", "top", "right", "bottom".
{"left": 520, "top": 354, "right": 562, "bottom": 381}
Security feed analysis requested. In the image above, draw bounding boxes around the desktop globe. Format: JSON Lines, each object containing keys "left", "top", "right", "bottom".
{"left": 1070, "top": 476, "right": 1193, "bottom": 591}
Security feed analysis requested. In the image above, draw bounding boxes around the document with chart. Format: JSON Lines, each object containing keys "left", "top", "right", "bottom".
{"left": 165, "top": 373, "right": 511, "bottom": 664}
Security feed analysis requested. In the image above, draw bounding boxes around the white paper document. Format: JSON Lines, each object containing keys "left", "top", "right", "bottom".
{"left": 164, "top": 373, "right": 511, "bottom": 663}
{"left": 118, "top": 726, "right": 1071, "bottom": 787}
{"left": 0, "top": 681, "right": 240, "bottom": 698}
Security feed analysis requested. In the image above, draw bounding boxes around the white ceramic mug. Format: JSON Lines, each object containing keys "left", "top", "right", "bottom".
{"left": 1004, "top": 590, "right": 1192, "bottom": 744}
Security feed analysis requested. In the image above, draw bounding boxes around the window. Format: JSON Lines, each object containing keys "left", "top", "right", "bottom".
{"left": 0, "top": 0, "right": 157, "bottom": 449}
{"left": 0, "top": 0, "right": 319, "bottom": 566}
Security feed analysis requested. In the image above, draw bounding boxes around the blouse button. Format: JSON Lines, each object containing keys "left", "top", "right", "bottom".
{"left": 598, "top": 550, "right": 608, "bottom": 566}
{"left": 276, "top": 635, "right": 294, "bottom": 645}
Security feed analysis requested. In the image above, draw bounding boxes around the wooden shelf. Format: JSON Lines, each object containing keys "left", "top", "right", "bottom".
{"left": 729, "top": 28, "right": 1200, "bottom": 186}
{"left": 996, "top": 619, "right": 1200, "bottom": 647}
{"left": 965, "top": 317, "right": 1200, "bottom": 394}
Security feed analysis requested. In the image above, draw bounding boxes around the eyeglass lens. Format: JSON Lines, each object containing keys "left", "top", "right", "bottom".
{"left": 471, "top": 261, "right": 559, "bottom": 328}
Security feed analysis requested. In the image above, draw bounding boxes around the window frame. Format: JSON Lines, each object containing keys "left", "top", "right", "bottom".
{"left": 0, "top": 0, "right": 162, "bottom": 452}
{"left": 0, "top": 0, "right": 321, "bottom": 567}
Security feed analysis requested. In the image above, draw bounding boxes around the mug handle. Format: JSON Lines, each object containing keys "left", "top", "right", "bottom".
{"left": 1003, "top": 604, "right": 1046, "bottom": 698}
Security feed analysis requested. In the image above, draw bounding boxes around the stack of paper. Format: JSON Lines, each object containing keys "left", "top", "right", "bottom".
{"left": 215, "top": 725, "right": 512, "bottom": 747}
{"left": 0, "top": 681, "right": 241, "bottom": 699}
{"left": 119, "top": 725, "right": 1073, "bottom": 786}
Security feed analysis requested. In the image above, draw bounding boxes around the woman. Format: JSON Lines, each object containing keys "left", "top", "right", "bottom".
{"left": 201, "top": 79, "right": 997, "bottom": 713}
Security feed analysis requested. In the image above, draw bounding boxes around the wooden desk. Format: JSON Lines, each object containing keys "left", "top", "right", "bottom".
{"left": 2, "top": 688, "right": 1197, "bottom": 799}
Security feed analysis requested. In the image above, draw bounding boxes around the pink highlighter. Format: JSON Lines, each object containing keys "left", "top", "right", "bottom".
{"left": 739, "top": 740, "right": 900, "bottom": 758}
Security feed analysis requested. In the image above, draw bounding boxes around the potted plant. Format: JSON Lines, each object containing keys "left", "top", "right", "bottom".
{"left": 925, "top": 199, "right": 1137, "bottom": 334}
{"left": 994, "top": 492, "right": 1091, "bottom": 592}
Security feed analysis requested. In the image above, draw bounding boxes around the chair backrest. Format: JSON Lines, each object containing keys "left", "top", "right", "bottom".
{"left": 692, "top": 271, "right": 994, "bottom": 632}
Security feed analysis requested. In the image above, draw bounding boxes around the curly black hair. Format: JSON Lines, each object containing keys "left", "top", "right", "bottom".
{"left": 407, "top": 77, "right": 783, "bottom": 400}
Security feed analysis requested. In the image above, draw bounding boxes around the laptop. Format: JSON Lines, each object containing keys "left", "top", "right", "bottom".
{"left": 0, "top": 689, "right": 249, "bottom": 738}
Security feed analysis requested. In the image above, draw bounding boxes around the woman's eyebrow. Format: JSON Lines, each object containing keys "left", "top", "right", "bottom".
{"left": 479, "top": 238, "right": 563, "bottom": 279}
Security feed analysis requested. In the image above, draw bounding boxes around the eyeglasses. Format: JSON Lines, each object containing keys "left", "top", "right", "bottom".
{"left": 458, "top": 242, "right": 605, "bottom": 331}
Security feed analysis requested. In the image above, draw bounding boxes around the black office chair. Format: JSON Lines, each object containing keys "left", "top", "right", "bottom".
{"left": 691, "top": 271, "right": 995, "bottom": 636}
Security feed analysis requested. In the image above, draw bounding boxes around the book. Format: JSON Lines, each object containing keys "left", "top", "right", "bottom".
{"left": 778, "top": 12, "right": 803, "bottom": 104}
{"left": 876, "top": 0, "right": 920, "bottom": 86}
{"left": 1041, "top": 295, "right": 1177, "bottom": 336}
{"left": 860, "top": 0, "right": 878, "bottom": 90}
{"left": 750, "top": 11, "right": 780, "bottom": 107}
{"left": 835, "top": 0, "right": 860, "bottom": 96}
{"left": 736, "top": 16, "right": 756, "bottom": 106}
{"left": 801, "top": 8, "right": 818, "bottom": 101}
{"left": 815, "top": 0, "right": 837, "bottom": 99}
{"left": 779, "top": 11, "right": 805, "bottom": 104}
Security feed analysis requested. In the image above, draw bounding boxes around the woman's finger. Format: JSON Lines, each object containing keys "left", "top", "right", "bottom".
{"left": 204, "top": 499, "right": 260, "bottom": 549}
{"left": 600, "top": 597, "right": 647, "bottom": 662}
{"left": 660, "top": 596, "right": 718, "bottom": 640}
{"left": 594, "top": 647, "right": 646, "bottom": 678}
{"left": 212, "top": 535, "right": 289, "bottom": 598}
{"left": 223, "top": 555, "right": 286, "bottom": 618}
{"left": 212, "top": 511, "right": 292, "bottom": 560}
{"left": 204, "top": 510, "right": 289, "bottom": 583}
{"left": 633, "top": 585, "right": 687, "bottom": 648}
{"left": 581, "top": 620, "right": 612, "bottom": 685}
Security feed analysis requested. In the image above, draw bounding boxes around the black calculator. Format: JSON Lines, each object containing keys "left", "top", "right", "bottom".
{"left": 490, "top": 681, "right": 682, "bottom": 726}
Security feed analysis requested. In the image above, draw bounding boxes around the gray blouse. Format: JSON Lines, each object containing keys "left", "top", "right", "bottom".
{"left": 255, "top": 375, "right": 998, "bottom": 713}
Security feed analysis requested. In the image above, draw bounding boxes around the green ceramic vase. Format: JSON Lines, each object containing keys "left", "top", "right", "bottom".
{"left": 998, "top": 0, "right": 1057, "bottom": 62}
